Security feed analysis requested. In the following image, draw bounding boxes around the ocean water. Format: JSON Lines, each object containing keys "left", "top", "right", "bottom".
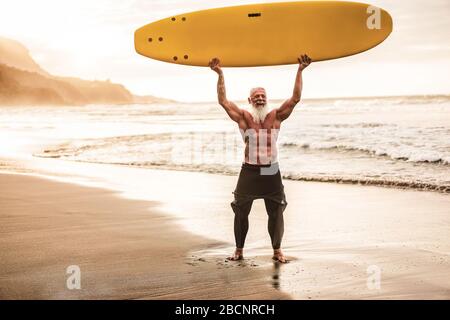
{"left": 1, "top": 95, "right": 449, "bottom": 192}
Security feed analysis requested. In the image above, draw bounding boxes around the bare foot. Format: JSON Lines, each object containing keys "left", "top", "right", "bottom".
{"left": 227, "top": 248, "right": 243, "bottom": 261}
{"left": 272, "top": 249, "right": 289, "bottom": 263}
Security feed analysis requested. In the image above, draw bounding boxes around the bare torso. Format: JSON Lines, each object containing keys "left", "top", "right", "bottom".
{"left": 239, "top": 109, "right": 281, "bottom": 165}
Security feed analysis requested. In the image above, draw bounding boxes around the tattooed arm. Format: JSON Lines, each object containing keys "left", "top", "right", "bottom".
{"left": 209, "top": 58, "right": 245, "bottom": 124}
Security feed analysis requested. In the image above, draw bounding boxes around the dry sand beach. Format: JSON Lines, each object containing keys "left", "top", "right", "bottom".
{"left": 1, "top": 156, "right": 450, "bottom": 299}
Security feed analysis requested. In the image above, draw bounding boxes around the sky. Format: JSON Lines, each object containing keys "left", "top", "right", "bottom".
{"left": 1, "top": 0, "right": 449, "bottom": 102}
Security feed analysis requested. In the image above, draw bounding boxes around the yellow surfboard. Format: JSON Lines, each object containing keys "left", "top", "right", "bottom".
{"left": 134, "top": 1, "right": 393, "bottom": 67}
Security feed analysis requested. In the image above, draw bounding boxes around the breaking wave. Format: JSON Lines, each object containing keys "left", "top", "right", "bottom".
{"left": 280, "top": 142, "right": 450, "bottom": 165}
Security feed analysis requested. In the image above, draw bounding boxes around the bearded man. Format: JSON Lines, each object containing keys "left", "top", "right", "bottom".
{"left": 208, "top": 54, "right": 311, "bottom": 263}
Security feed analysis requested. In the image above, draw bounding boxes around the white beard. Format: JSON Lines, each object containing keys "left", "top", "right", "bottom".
{"left": 249, "top": 104, "right": 269, "bottom": 123}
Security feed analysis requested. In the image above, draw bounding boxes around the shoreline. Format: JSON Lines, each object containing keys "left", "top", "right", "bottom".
{"left": 25, "top": 157, "right": 450, "bottom": 194}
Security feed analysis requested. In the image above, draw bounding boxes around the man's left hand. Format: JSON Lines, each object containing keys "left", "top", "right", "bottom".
{"left": 298, "top": 54, "right": 312, "bottom": 71}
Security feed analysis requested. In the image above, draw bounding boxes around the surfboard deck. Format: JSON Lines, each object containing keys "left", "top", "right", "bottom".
{"left": 134, "top": 1, "right": 393, "bottom": 67}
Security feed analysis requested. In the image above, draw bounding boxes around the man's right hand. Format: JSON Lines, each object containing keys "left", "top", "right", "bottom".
{"left": 208, "top": 57, "right": 222, "bottom": 74}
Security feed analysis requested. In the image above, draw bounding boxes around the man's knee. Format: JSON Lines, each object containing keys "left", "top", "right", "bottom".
{"left": 231, "top": 198, "right": 251, "bottom": 217}
{"left": 275, "top": 202, "right": 288, "bottom": 215}
{"left": 278, "top": 192, "right": 288, "bottom": 210}
{"left": 280, "top": 198, "right": 288, "bottom": 211}
{"left": 265, "top": 196, "right": 288, "bottom": 216}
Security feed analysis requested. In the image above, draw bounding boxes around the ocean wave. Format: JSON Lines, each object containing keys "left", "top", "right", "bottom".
{"left": 282, "top": 174, "right": 450, "bottom": 193}
{"left": 279, "top": 142, "right": 450, "bottom": 165}
{"left": 328, "top": 95, "right": 450, "bottom": 107}
{"left": 33, "top": 133, "right": 177, "bottom": 158}
{"left": 319, "top": 122, "right": 389, "bottom": 128}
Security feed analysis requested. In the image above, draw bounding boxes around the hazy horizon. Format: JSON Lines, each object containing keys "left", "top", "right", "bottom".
{"left": 1, "top": 0, "right": 449, "bottom": 102}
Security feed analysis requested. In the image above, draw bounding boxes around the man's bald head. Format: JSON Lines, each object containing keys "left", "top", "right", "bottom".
{"left": 249, "top": 87, "right": 266, "bottom": 98}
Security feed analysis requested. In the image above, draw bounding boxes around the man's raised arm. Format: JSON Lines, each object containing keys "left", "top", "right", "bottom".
{"left": 276, "top": 54, "right": 311, "bottom": 122}
{"left": 209, "top": 58, "right": 244, "bottom": 123}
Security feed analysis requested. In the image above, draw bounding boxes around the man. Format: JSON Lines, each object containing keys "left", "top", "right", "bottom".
{"left": 209, "top": 54, "right": 311, "bottom": 263}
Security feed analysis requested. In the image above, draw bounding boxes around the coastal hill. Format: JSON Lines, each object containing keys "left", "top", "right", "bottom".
{"left": 0, "top": 37, "right": 172, "bottom": 105}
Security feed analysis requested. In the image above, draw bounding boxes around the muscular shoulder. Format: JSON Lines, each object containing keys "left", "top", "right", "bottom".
{"left": 241, "top": 109, "right": 253, "bottom": 124}
{"left": 266, "top": 109, "right": 281, "bottom": 128}
{"left": 234, "top": 109, "right": 250, "bottom": 130}
{"left": 267, "top": 109, "right": 277, "bottom": 119}
{"left": 241, "top": 109, "right": 252, "bottom": 117}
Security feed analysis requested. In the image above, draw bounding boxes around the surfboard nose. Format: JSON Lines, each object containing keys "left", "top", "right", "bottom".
{"left": 134, "top": 26, "right": 154, "bottom": 58}
{"left": 134, "top": 23, "right": 175, "bottom": 63}
{"left": 134, "top": 19, "right": 190, "bottom": 64}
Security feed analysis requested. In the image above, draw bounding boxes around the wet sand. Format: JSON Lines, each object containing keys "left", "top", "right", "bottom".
{"left": 0, "top": 173, "right": 289, "bottom": 299}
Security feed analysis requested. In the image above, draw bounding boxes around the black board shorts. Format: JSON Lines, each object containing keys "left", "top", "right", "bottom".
{"left": 233, "top": 162, "right": 286, "bottom": 204}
